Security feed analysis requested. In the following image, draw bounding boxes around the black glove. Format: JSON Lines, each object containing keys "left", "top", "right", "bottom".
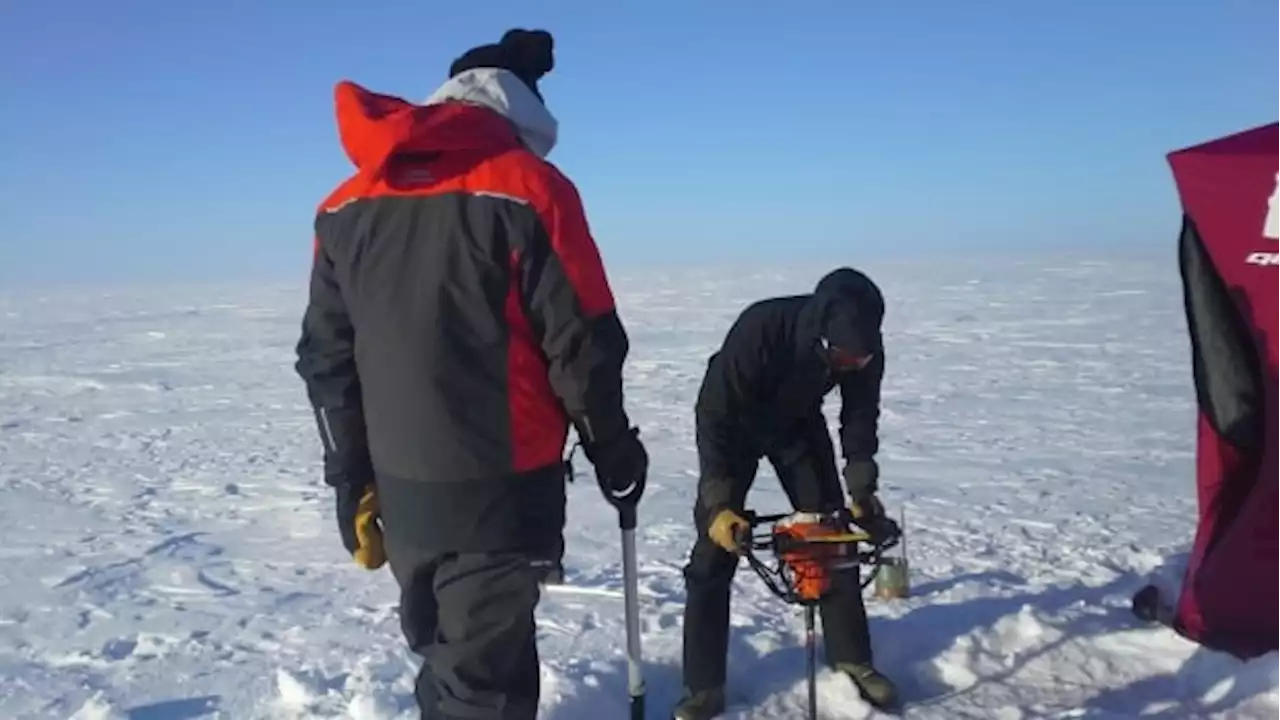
{"left": 584, "top": 427, "right": 648, "bottom": 508}
{"left": 856, "top": 506, "right": 901, "bottom": 543}
{"left": 326, "top": 461, "right": 375, "bottom": 559}
{"left": 842, "top": 459, "right": 879, "bottom": 501}
{"left": 849, "top": 491, "right": 900, "bottom": 541}
{"left": 843, "top": 460, "right": 900, "bottom": 541}
{"left": 313, "top": 403, "right": 378, "bottom": 557}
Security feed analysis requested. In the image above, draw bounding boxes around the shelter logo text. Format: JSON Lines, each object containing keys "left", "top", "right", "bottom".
{"left": 1245, "top": 172, "right": 1280, "bottom": 267}
{"left": 1264, "top": 170, "right": 1279, "bottom": 240}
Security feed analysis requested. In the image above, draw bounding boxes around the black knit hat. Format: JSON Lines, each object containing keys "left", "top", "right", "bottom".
{"left": 449, "top": 29, "right": 555, "bottom": 101}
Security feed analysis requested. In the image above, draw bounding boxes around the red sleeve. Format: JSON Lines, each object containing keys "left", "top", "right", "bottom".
{"left": 519, "top": 166, "right": 632, "bottom": 446}
{"left": 534, "top": 167, "right": 617, "bottom": 316}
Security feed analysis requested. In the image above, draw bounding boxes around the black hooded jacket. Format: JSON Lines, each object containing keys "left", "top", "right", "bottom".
{"left": 693, "top": 268, "right": 885, "bottom": 495}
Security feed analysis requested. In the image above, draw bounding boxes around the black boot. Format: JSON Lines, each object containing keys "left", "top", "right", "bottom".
{"left": 672, "top": 686, "right": 726, "bottom": 720}
{"left": 837, "top": 662, "right": 899, "bottom": 709}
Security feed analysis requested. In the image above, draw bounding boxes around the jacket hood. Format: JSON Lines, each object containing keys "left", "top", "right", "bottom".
{"left": 812, "top": 268, "right": 885, "bottom": 326}
{"left": 423, "top": 67, "right": 559, "bottom": 158}
{"left": 799, "top": 267, "right": 885, "bottom": 357}
{"left": 333, "top": 80, "right": 522, "bottom": 174}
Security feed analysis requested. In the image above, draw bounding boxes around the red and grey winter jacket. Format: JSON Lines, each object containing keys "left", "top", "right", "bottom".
{"left": 294, "top": 76, "right": 631, "bottom": 554}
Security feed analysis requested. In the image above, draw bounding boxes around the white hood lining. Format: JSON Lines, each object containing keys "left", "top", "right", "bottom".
{"left": 422, "top": 68, "right": 559, "bottom": 159}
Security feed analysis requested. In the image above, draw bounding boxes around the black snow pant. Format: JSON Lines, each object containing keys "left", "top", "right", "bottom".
{"left": 681, "top": 416, "right": 874, "bottom": 694}
{"left": 385, "top": 535, "right": 543, "bottom": 720}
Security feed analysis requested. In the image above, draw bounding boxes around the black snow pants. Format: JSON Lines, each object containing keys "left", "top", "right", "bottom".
{"left": 385, "top": 535, "right": 544, "bottom": 720}
{"left": 681, "top": 415, "right": 874, "bottom": 694}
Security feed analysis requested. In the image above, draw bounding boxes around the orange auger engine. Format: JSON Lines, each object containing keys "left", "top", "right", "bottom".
{"left": 739, "top": 509, "right": 896, "bottom": 605}
{"left": 737, "top": 507, "right": 902, "bottom": 720}
{"left": 772, "top": 512, "right": 865, "bottom": 603}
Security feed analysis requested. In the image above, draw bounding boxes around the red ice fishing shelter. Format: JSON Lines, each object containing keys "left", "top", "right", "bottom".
{"left": 1162, "top": 122, "right": 1279, "bottom": 659}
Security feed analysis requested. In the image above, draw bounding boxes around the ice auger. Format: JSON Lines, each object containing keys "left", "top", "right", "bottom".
{"left": 736, "top": 508, "right": 902, "bottom": 720}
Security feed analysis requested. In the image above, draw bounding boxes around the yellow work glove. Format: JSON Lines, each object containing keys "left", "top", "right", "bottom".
{"left": 352, "top": 486, "right": 386, "bottom": 570}
{"left": 708, "top": 508, "right": 751, "bottom": 554}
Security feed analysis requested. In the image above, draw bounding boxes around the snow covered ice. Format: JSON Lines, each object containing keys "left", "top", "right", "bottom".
{"left": 0, "top": 251, "right": 1275, "bottom": 719}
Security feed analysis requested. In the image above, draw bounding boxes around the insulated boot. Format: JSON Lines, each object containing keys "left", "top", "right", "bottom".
{"left": 672, "top": 686, "right": 726, "bottom": 720}
{"left": 837, "top": 662, "right": 899, "bottom": 709}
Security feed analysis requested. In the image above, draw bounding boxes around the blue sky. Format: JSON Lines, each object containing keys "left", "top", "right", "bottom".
{"left": 0, "top": 1, "right": 1275, "bottom": 286}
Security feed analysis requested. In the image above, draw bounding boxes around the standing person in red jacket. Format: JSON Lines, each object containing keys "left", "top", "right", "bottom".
{"left": 294, "top": 29, "right": 648, "bottom": 720}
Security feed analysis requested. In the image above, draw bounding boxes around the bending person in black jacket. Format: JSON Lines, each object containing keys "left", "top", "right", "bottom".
{"left": 673, "top": 267, "right": 898, "bottom": 719}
